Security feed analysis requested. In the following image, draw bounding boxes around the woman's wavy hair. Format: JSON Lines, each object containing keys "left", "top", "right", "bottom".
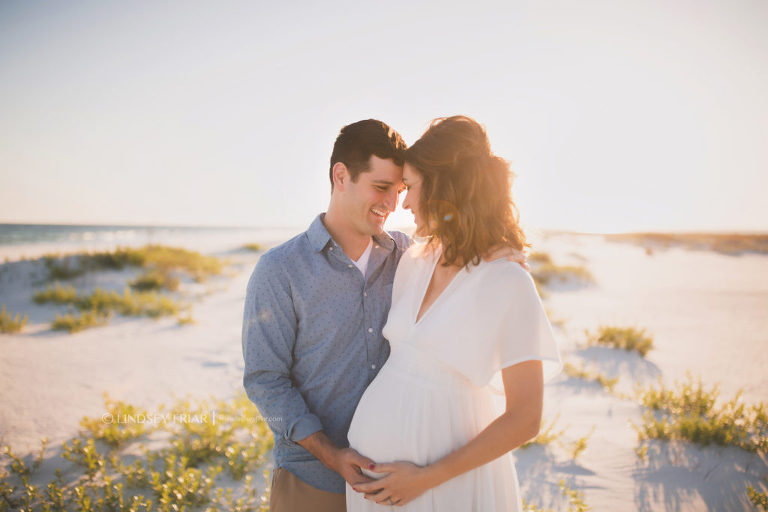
{"left": 404, "top": 115, "right": 529, "bottom": 268}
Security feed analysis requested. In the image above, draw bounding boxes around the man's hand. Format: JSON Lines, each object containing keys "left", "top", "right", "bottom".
{"left": 330, "top": 447, "right": 376, "bottom": 488}
{"left": 484, "top": 245, "right": 529, "bottom": 271}
{"left": 297, "top": 431, "right": 374, "bottom": 487}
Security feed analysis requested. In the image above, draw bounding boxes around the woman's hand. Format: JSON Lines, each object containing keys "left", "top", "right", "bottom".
{"left": 353, "top": 461, "right": 434, "bottom": 506}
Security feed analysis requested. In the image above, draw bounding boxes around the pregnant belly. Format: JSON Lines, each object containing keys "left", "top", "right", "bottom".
{"left": 348, "top": 357, "right": 493, "bottom": 474}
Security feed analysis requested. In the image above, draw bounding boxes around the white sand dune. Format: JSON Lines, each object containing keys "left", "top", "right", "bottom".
{"left": 1, "top": 232, "right": 767, "bottom": 510}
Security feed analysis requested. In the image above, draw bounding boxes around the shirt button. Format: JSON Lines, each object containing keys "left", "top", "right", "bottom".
{"left": 367, "top": 328, "right": 373, "bottom": 333}
{"left": 329, "top": 247, "right": 333, "bottom": 251}
{"left": 371, "top": 364, "right": 377, "bottom": 370}
{"left": 363, "top": 292, "right": 367, "bottom": 297}
{"left": 348, "top": 264, "right": 354, "bottom": 268}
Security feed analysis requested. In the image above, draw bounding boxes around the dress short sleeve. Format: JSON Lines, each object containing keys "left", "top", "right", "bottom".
{"left": 433, "top": 260, "right": 563, "bottom": 392}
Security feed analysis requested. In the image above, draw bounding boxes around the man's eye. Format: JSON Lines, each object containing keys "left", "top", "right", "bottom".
{"left": 376, "top": 186, "right": 387, "bottom": 192}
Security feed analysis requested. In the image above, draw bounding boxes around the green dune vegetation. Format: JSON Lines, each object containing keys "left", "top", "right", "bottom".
{"left": 25, "top": 243, "right": 227, "bottom": 333}
{"left": 241, "top": 244, "right": 263, "bottom": 252}
{"left": 585, "top": 326, "right": 654, "bottom": 357}
{"left": 522, "top": 480, "right": 591, "bottom": 512}
{"left": 521, "top": 414, "right": 566, "bottom": 449}
{"left": 43, "top": 245, "right": 224, "bottom": 284}
{"left": 0, "top": 305, "right": 28, "bottom": 334}
{"left": 748, "top": 477, "right": 768, "bottom": 510}
{"left": 633, "top": 372, "right": 768, "bottom": 454}
{"left": 562, "top": 362, "right": 619, "bottom": 393}
{"left": 604, "top": 232, "right": 768, "bottom": 256}
{"left": 528, "top": 251, "right": 594, "bottom": 289}
{"left": 0, "top": 393, "right": 272, "bottom": 512}
{"left": 34, "top": 283, "right": 184, "bottom": 333}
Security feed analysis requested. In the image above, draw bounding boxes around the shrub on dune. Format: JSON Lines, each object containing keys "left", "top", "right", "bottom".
{"left": 563, "top": 362, "right": 619, "bottom": 393}
{"left": 38, "top": 285, "right": 182, "bottom": 333}
{"left": 585, "top": 325, "right": 654, "bottom": 357}
{"left": 242, "top": 243, "right": 263, "bottom": 252}
{"left": 129, "top": 270, "right": 180, "bottom": 292}
{"left": 634, "top": 372, "right": 767, "bottom": 454}
{"left": 747, "top": 478, "right": 768, "bottom": 510}
{"left": 42, "top": 245, "right": 223, "bottom": 283}
{"left": 52, "top": 309, "right": 112, "bottom": 334}
{"left": 533, "top": 263, "right": 594, "bottom": 286}
{"left": 528, "top": 251, "right": 553, "bottom": 265}
{"left": 0, "top": 393, "right": 273, "bottom": 511}
{"left": 0, "top": 305, "right": 28, "bottom": 334}
{"left": 528, "top": 251, "right": 593, "bottom": 290}
{"left": 33, "top": 282, "right": 78, "bottom": 305}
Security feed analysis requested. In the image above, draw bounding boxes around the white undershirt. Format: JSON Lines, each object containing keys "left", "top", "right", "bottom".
{"left": 352, "top": 238, "right": 374, "bottom": 277}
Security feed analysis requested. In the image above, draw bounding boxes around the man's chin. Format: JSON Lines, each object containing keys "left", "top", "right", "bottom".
{"left": 367, "top": 219, "right": 386, "bottom": 235}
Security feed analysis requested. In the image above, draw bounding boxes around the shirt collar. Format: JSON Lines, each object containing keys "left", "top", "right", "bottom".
{"left": 372, "top": 230, "right": 395, "bottom": 251}
{"left": 307, "top": 214, "right": 333, "bottom": 252}
{"left": 306, "top": 212, "right": 397, "bottom": 253}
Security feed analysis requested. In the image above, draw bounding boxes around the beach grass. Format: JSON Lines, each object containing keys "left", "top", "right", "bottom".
{"left": 242, "top": 243, "right": 263, "bottom": 252}
{"left": 522, "top": 480, "right": 591, "bottom": 512}
{"left": 43, "top": 245, "right": 224, "bottom": 282}
{"left": 634, "top": 372, "right": 768, "bottom": 453}
{"left": 747, "top": 477, "right": 768, "bottom": 510}
{"left": 569, "top": 426, "right": 597, "bottom": 461}
{"left": 33, "top": 282, "right": 79, "bottom": 305}
{"left": 0, "top": 305, "right": 28, "bottom": 334}
{"left": 0, "top": 393, "right": 272, "bottom": 512}
{"left": 585, "top": 326, "right": 654, "bottom": 357}
{"left": 177, "top": 314, "right": 196, "bottom": 326}
{"left": 52, "top": 310, "right": 112, "bottom": 334}
{"left": 528, "top": 251, "right": 553, "bottom": 265}
{"left": 563, "top": 362, "right": 619, "bottom": 393}
{"left": 521, "top": 414, "right": 566, "bottom": 449}
{"left": 129, "top": 270, "right": 180, "bottom": 292}
{"left": 36, "top": 284, "right": 184, "bottom": 332}
{"left": 604, "top": 232, "right": 768, "bottom": 255}
{"left": 528, "top": 251, "right": 593, "bottom": 289}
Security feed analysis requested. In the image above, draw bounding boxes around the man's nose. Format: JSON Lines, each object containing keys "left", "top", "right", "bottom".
{"left": 385, "top": 190, "right": 398, "bottom": 211}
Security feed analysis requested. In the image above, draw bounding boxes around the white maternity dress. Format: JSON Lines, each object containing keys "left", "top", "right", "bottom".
{"left": 346, "top": 242, "right": 562, "bottom": 512}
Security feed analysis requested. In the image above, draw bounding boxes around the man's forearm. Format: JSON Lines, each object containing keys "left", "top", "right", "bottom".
{"left": 296, "top": 431, "right": 341, "bottom": 471}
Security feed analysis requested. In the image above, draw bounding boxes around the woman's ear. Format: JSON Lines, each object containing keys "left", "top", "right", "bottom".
{"left": 332, "top": 162, "right": 349, "bottom": 191}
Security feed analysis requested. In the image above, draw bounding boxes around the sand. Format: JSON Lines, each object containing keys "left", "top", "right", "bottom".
{"left": 1, "top": 232, "right": 767, "bottom": 510}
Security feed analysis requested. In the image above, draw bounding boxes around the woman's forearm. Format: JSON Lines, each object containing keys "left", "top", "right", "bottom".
{"left": 420, "top": 411, "right": 539, "bottom": 490}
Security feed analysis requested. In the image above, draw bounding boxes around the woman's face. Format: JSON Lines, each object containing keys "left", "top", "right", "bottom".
{"left": 402, "top": 163, "right": 427, "bottom": 236}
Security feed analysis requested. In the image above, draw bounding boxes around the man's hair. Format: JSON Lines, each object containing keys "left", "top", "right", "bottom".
{"left": 329, "top": 119, "right": 407, "bottom": 189}
{"left": 405, "top": 115, "right": 529, "bottom": 268}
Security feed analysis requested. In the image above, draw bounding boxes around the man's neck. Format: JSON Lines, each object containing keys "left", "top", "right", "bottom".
{"left": 323, "top": 209, "right": 373, "bottom": 261}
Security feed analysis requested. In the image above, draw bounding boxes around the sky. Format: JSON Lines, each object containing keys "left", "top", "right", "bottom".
{"left": 1, "top": 0, "right": 767, "bottom": 233}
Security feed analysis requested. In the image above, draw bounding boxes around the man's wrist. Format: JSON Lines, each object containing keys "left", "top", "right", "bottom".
{"left": 296, "top": 431, "right": 341, "bottom": 471}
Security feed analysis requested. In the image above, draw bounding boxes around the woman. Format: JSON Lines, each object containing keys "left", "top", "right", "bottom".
{"left": 345, "top": 116, "right": 562, "bottom": 511}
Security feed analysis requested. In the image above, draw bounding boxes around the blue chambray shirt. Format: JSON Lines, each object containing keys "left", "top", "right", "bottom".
{"left": 242, "top": 214, "right": 412, "bottom": 493}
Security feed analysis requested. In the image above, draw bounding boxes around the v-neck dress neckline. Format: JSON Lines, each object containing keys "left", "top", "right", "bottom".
{"left": 413, "top": 246, "right": 466, "bottom": 327}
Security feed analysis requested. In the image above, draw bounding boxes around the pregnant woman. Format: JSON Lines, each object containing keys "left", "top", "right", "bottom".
{"left": 346, "top": 116, "right": 562, "bottom": 511}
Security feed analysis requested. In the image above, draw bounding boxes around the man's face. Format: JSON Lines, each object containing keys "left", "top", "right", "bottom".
{"left": 343, "top": 155, "right": 404, "bottom": 237}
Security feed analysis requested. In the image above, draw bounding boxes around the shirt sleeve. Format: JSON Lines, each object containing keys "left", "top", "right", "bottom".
{"left": 241, "top": 251, "right": 323, "bottom": 442}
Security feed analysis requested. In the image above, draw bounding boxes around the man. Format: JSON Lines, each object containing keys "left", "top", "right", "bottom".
{"left": 242, "top": 119, "right": 410, "bottom": 511}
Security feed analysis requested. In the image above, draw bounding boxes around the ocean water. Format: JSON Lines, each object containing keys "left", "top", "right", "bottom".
{"left": 0, "top": 223, "right": 304, "bottom": 261}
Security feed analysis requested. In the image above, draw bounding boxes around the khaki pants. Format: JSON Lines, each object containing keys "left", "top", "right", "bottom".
{"left": 269, "top": 468, "right": 346, "bottom": 512}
